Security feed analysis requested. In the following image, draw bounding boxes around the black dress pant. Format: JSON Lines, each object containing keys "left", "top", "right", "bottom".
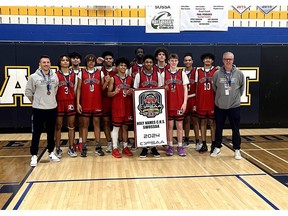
{"left": 214, "top": 106, "right": 241, "bottom": 150}
{"left": 30, "top": 108, "right": 57, "bottom": 155}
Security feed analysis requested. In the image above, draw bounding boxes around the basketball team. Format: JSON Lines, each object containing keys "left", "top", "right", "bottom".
{"left": 25, "top": 47, "right": 245, "bottom": 167}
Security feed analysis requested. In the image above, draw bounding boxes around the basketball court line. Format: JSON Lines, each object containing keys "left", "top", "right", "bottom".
{"left": 250, "top": 142, "right": 288, "bottom": 164}
{"left": 226, "top": 143, "right": 278, "bottom": 173}
{"left": 12, "top": 172, "right": 280, "bottom": 210}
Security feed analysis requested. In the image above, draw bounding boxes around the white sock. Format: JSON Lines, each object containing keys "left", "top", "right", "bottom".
{"left": 111, "top": 127, "right": 120, "bottom": 149}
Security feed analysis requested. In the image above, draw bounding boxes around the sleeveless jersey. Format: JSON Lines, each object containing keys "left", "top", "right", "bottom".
{"left": 139, "top": 69, "right": 159, "bottom": 89}
{"left": 112, "top": 74, "right": 133, "bottom": 117}
{"left": 80, "top": 68, "right": 102, "bottom": 111}
{"left": 184, "top": 67, "right": 197, "bottom": 96}
{"left": 130, "top": 63, "right": 143, "bottom": 79}
{"left": 164, "top": 68, "right": 184, "bottom": 111}
{"left": 153, "top": 63, "right": 169, "bottom": 74}
{"left": 56, "top": 70, "right": 76, "bottom": 101}
{"left": 196, "top": 67, "right": 217, "bottom": 111}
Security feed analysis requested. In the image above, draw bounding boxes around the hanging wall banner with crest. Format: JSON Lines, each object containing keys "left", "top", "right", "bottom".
{"left": 133, "top": 88, "right": 168, "bottom": 147}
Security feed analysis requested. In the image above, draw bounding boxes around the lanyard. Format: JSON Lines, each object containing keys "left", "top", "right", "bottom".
{"left": 168, "top": 69, "right": 178, "bottom": 90}
{"left": 143, "top": 70, "right": 153, "bottom": 88}
{"left": 224, "top": 70, "right": 232, "bottom": 87}
{"left": 40, "top": 69, "right": 51, "bottom": 95}
{"left": 60, "top": 69, "right": 71, "bottom": 89}
{"left": 203, "top": 67, "right": 213, "bottom": 85}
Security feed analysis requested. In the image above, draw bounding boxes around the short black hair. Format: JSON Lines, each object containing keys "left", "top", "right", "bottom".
{"left": 200, "top": 53, "right": 215, "bottom": 61}
{"left": 102, "top": 51, "right": 114, "bottom": 58}
{"left": 135, "top": 47, "right": 144, "bottom": 54}
{"left": 39, "top": 55, "right": 51, "bottom": 61}
{"left": 183, "top": 53, "right": 193, "bottom": 60}
{"left": 69, "top": 52, "right": 82, "bottom": 60}
{"left": 143, "top": 54, "right": 155, "bottom": 63}
{"left": 115, "top": 57, "right": 130, "bottom": 69}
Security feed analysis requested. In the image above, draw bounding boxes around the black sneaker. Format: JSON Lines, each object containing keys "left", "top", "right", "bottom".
{"left": 95, "top": 146, "right": 105, "bottom": 156}
{"left": 199, "top": 143, "right": 208, "bottom": 153}
{"left": 140, "top": 148, "right": 148, "bottom": 158}
{"left": 151, "top": 147, "right": 160, "bottom": 157}
{"left": 81, "top": 148, "right": 87, "bottom": 157}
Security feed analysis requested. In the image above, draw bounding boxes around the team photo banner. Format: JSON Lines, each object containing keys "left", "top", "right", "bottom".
{"left": 133, "top": 88, "right": 168, "bottom": 147}
{"left": 145, "top": 5, "right": 180, "bottom": 33}
{"left": 180, "top": 5, "right": 228, "bottom": 31}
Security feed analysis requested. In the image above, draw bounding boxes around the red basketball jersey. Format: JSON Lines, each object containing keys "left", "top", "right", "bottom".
{"left": 163, "top": 68, "right": 184, "bottom": 111}
{"left": 138, "top": 69, "right": 159, "bottom": 89}
{"left": 111, "top": 74, "right": 133, "bottom": 117}
{"left": 130, "top": 63, "right": 143, "bottom": 79}
{"left": 196, "top": 67, "right": 217, "bottom": 111}
{"left": 56, "top": 70, "right": 76, "bottom": 101}
{"left": 80, "top": 68, "right": 102, "bottom": 111}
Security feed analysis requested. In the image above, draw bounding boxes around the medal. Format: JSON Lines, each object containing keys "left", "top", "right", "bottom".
{"left": 123, "top": 89, "right": 127, "bottom": 97}
{"left": 47, "top": 91, "right": 51, "bottom": 95}
{"left": 90, "top": 84, "right": 94, "bottom": 92}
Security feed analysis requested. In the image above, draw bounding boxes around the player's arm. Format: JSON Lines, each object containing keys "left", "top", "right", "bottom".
{"left": 107, "top": 77, "right": 119, "bottom": 97}
{"left": 76, "top": 72, "right": 82, "bottom": 113}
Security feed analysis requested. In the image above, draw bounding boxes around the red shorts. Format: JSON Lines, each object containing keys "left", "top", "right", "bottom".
{"left": 57, "top": 100, "right": 76, "bottom": 116}
{"left": 102, "top": 97, "right": 112, "bottom": 117}
{"left": 112, "top": 116, "right": 133, "bottom": 127}
{"left": 168, "top": 110, "right": 184, "bottom": 121}
{"left": 197, "top": 109, "right": 215, "bottom": 119}
{"left": 184, "top": 96, "right": 197, "bottom": 117}
{"left": 81, "top": 110, "right": 103, "bottom": 117}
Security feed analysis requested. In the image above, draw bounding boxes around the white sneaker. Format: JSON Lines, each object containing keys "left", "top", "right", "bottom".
{"left": 210, "top": 147, "right": 221, "bottom": 157}
{"left": 30, "top": 155, "right": 38, "bottom": 167}
{"left": 235, "top": 149, "right": 242, "bottom": 160}
{"left": 106, "top": 141, "right": 113, "bottom": 153}
{"left": 195, "top": 143, "right": 203, "bottom": 151}
{"left": 68, "top": 148, "right": 77, "bottom": 157}
{"left": 49, "top": 152, "right": 60, "bottom": 162}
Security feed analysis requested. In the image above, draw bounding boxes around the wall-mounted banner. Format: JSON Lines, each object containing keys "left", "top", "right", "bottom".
{"left": 180, "top": 5, "right": 228, "bottom": 31}
{"left": 133, "top": 88, "right": 168, "bottom": 147}
{"left": 145, "top": 5, "right": 180, "bottom": 33}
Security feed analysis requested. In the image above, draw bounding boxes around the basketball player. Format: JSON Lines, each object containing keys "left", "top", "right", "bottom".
{"left": 107, "top": 57, "right": 134, "bottom": 158}
{"left": 55, "top": 55, "right": 77, "bottom": 158}
{"left": 69, "top": 52, "right": 83, "bottom": 152}
{"left": 195, "top": 53, "right": 217, "bottom": 153}
{"left": 129, "top": 47, "right": 144, "bottom": 79}
{"left": 161, "top": 53, "right": 189, "bottom": 157}
{"left": 76, "top": 54, "right": 108, "bottom": 157}
{"left": 153, "top": 47, "right": 170, "bottom": 73}
{"left": 133, "top": 54, "right": 163, "bottom": 158}
{"left": 98, "top": 51, "right": 117, "bottom": 153}
{"left": 182, "top": 53, "right": 200, "bottom": 149}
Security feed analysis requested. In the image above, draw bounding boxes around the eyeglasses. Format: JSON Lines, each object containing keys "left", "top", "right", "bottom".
{"left": 223, "top": 58, "right": 233, "bottom": 61}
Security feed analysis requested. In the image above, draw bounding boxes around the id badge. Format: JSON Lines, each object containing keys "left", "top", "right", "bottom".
{"left": 224, "top": 83, "right": 229, "bottom": 95}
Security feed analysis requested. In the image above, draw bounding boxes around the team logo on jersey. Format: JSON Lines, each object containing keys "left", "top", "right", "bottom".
{"left": 68, "top": 104, "right": 75, "bottom": 111}
{"left": 138, "top": 91, "right": 164, "bottom": 118}
{"left": 151, "top": 11, "right": 174, "bottom": 30}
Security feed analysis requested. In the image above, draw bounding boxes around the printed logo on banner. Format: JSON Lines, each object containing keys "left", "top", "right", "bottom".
{"left": 137, "top": 91, "right": 164, "bottom": 118}
{"left": 145, "top": 5, "right": 180, "bottom": 33}
{"left": 257, "top": 6, "right": 277, "bottom": 14}
{"left": 151, "top": 11, "right": 173, "bottom": 30}
{"left": 232, "top": 5, "right": 251, "bottom": 14}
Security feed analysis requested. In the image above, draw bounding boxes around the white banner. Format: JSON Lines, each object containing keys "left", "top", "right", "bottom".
{"left": 145, "top": 5, "right": 180, "bottom": 33}
{"left": 133, "top": 88, "right": 168, "bottom": 147}
{"left": 180, "top": 5, "right": 228, "bottom": 31}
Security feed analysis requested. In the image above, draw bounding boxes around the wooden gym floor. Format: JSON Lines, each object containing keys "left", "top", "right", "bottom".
{"left": 0, "top": 128, "right": 288, "bottom": 210}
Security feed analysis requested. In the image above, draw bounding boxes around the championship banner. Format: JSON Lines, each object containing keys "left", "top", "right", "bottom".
{"left": 133, "top": 88, "right": 168, "bottom": 147}
{"left": 180, "top": 5, "right": 228, "bottom": 31}
{"left": 145, "top": 5, "right": 180, "bottom": 33}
